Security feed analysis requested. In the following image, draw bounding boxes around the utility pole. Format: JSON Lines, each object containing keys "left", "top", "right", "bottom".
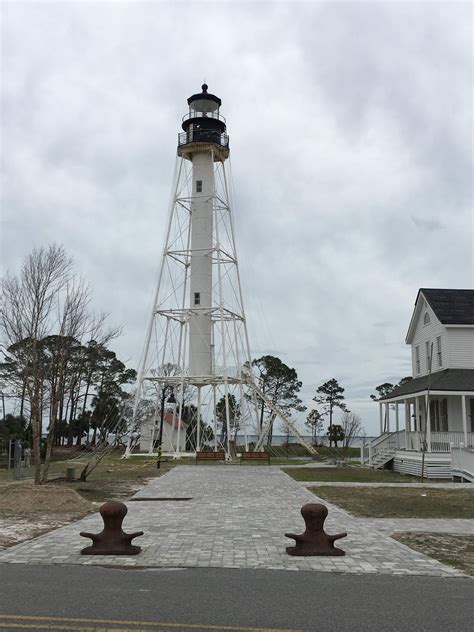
{"left": 156, "top": 388, "right": 176, "bottom": 469}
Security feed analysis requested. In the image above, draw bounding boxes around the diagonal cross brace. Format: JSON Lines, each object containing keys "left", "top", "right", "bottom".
{"left": 244, "top": 377, "right": 318, "bottom": 455}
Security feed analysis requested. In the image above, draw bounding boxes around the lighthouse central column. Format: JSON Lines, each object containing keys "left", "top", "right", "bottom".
{"left": 189, "top": 149, "right": 214, "bottom": 376}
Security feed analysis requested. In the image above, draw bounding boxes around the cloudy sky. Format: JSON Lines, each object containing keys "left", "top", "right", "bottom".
{"left": 2, "top": 1, "right": 472, "bottom": 435}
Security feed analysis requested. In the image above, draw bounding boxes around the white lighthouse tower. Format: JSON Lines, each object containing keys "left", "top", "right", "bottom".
{"left": 126, "top": 84, "right": 256, "bottom": 458}
{"left": 126, "top": 85, "right": 315, "bottom": 459}
{"left": 183, "top": 85, "right": 225, "bottom": 379}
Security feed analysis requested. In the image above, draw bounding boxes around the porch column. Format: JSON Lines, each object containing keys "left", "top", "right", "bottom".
{"left": 385, "top": 403, "right": 390, "bottom": 433}
{"left": 379, "top": 403, "right": 383, "bottom": 435}
{"left": 415, "top": 397, "right": 420, "bottom": 450}
{"left": 462, "top": 395, "right": 468, "bottom": 445}
{"left": 405, "top": 401, "right": 411, "bottom": 431}
{"left": 395, "top": 403, "right": 399, "bottom": 447}
{"left": 404, "top": 400, "right": 410, "bottom": 449}
{"left": 425, "top": 394, "right": 431, "bottom": 453}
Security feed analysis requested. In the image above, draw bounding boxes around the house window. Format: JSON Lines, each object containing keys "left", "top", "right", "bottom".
{"left": 430, "top": 398, "right": 448, "bottom": 432}
{"left": 426, "top": 341, "right": 432, "bottom": 371}
{"left": 415, "top": 346, "right": 420, "bottom": 374}
{"left": 194, "top": 292, "right": 200, "bottom": 305}
{"left": 436, "top": 336, "right": 442, "bottom": 367}
{"left": 423, "top": 312, "right": 430, "bottom": 325}
{"left": 196, "top": 180, "right": 203, "bottom": 193}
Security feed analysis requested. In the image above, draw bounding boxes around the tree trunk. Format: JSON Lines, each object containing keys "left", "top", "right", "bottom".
{"left": 29, "top": 386, "right": 42, "bottom": 484}
{"left": 19, "top": 380, "right": 26, "bottom": 419}
{"left": 41, "top": 393, "right": 60, "bottom": 483}
{"left": 81, "top": 372, "right": 93, "bottom": 418}
{"left": 259, "top": 400, "right": 265, "bottom": 431}
{"left": 328, "top": 405, "right": 333, "bottom": 447}
{"left": 267, "top": 413, "right": 276, "bottom": 446}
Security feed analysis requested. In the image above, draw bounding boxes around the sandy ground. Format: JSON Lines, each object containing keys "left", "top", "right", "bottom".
{"left": 392, "top": 532, "right": 474, "bottom": 576}
{"left": 0, "top": 481, "right": 95, "bottom": 548}
{"left": 0, "top": 478, "right": 150, "bottom": 549}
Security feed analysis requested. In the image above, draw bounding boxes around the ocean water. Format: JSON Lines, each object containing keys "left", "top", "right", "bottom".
{"left": 234, "top": 435, "right": 376, "bottom": 448}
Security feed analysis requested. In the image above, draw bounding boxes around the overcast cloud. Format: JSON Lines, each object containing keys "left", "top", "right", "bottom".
{"left": 2, "top": 1, "right": 472, "bottom": 435}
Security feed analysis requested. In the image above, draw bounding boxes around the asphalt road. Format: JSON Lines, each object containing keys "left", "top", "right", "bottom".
{"left": 0, "top": 564, "right": 472, "bottom": 632}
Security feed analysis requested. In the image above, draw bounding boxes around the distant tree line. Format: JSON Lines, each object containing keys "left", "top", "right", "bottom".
{"left": 246, "top": 356, "right": 364, "bottom": 451}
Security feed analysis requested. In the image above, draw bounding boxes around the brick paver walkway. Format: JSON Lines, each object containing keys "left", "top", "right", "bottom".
{"left": 0, "top": 467, "right": 471, "bottom": 577}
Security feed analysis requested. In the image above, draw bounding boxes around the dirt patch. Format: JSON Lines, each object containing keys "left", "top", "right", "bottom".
{"left": 0, "top": 455, "right": 172, "bottom": 550}
{"left": 392, "top": 532, "right": 474, "bottom": 576}
{"left": 0, "top": 515, "right": 79, "bottom": 548}
{"left": 71, "top": 478, "right": 151, "bottom": 504}
{"left": 0, "top": 475, "right": 158, "bottom": 549}
{"left": 0, "top": 481, "right": 95, "bottom": 549}
{"left": 311, "top": 486, "right": 474, "bottom": 518}
{"left": 0, "top": 481, "right": 93, "bottom": 515}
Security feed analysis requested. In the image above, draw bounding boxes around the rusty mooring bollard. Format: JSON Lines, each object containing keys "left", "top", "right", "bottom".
{"left": 80, "top": 501, "right": 144, "bottom": 555}
{"left": 285, "top": 503, "right": 347, "bottom": 556}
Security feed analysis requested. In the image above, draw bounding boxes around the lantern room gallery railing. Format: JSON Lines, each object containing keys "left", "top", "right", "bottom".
{"left": 178, "top": 130, "right": 229, "bottom": 149}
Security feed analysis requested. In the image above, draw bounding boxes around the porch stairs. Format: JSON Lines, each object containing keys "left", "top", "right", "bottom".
{"left": 367, "top": 432, "right": 402, "bottom": 470}
{"left": 371, "top": 448, "right": 396, "bottom": 469}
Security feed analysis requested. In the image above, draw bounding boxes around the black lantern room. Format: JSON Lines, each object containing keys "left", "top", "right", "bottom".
{"left": 178, "top": 84, "right": 229, "bottom": 153}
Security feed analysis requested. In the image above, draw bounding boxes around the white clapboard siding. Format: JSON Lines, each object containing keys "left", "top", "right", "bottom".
{"left": 411, "top": 300, "right": 446, "bottom": 376}
{"left": 393, "top": 453, "right": 452, "bottom": 478}
{"left": 447, "top": 327, "right": 474, "bottom": 369}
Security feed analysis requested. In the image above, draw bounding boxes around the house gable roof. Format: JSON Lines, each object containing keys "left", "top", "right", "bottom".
{"left": 163, "top": 411, "right": 188, "bottom": 430}
{"left": 380, "top": 368, "right": 474, "bottom": 400}
{"left": 406, "top": 288, "right": 474, "bottom": 343}
{"left": 420, "top": 289, "right": 474, "bottom": 325}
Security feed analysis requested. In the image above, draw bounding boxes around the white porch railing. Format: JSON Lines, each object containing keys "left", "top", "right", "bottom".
{"left": 451, "top": 447, "right": 474, "bottom": 482}
{"left": 363, "top": 431, "right": 405, "bottom": 467}
{"left": 405, "top": 431, "right": 474, "bottom": 452}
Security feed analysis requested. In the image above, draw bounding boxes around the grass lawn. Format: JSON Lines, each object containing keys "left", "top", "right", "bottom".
{"left": 392, "top": 532, "right": 474, "bottom": 576}
{"left": 45, "top": 453, "right": 178, "bottom": 503}
{"left": 269, "top": 458, "right": 314, "bottom": 466}
{"left": 0, "top": 450, "right": 178, "bottom": 501}
{"left": 283, "top": 466, "right": 434, "bottom": 483}
{"left": 310, "top": 487, "right": 474, "bottom": 518}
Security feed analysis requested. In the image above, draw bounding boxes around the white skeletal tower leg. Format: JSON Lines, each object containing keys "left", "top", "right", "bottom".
{"left": 127, "top": 152, "right": 261, "bottom": 458}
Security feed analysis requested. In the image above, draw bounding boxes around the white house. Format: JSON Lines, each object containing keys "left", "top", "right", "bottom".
{"left": 367, "top": 288, "right": 474, "bottom": 480}
{"left": 138, "top": 411, "right": 188, "bottom": 454}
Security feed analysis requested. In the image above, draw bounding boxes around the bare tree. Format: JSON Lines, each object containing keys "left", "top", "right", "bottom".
{"left": 1, "top": 245, "right": 72, "bottom": 482}
{"left": 0, "top": 245, "right": 121, "bottom": 483}
{"left": 340, "top": 411, "right": 363, "bottom": 456}
{"left": 40, "top": 280, "right": 87, "bottom": 479}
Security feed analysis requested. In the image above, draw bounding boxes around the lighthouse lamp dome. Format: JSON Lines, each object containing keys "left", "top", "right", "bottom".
{"left": 188, "top": 84, "right": 221, "bottom": 116}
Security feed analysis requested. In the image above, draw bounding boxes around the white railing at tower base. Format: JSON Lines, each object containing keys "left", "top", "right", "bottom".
{"left": 451, "top": 447, "right": 474, "bottom": 482}
{"left": 244, "top": 378, "right": 317, "bottom": 456}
